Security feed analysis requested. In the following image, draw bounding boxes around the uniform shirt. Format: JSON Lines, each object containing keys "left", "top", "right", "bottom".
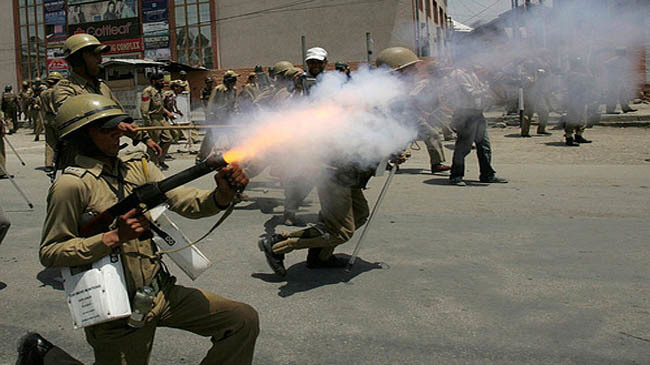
{"left": 19, "top": 88, "right": 34, "bottom": 111}
{"left": 207, "top": 84, "right": 238, "bottom": 120}
{"left": 1, "top": 92, "right": 19, "bottom": 113}
{"left": 40, "top": 153, "right": 224, "bottom": 296}
{"left": 53, "top": 71, "right": 120, "bottom": 111}
{"left": 175, "top": 80, "right": 191, "bottom": 93}
{"left": 39, "top": 88, "right": 57, "bottom": 124}
{"left": 140, "top": 86, "right": 166, "bottom": 125}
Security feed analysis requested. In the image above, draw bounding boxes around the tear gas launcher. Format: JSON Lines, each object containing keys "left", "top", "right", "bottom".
{"left": 79, "top": 154, "right": 228, "bottom": 238}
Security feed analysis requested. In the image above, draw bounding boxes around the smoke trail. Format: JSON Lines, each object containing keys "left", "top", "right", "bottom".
{"left": 224, "top": 66, "right": 419, "bottom": 175}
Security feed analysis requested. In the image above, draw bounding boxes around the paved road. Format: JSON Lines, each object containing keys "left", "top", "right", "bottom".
{"left": 1, "top": 126, "right": 649, "bottom": 364}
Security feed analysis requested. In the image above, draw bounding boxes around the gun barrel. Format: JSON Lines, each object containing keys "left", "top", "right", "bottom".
{"left": 158, "top": 154, "right": 227, "bottom": 194}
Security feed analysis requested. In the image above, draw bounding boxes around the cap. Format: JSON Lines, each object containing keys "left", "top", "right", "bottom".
{"left": 305, "top": 47, "right": 328, "bottom": 62}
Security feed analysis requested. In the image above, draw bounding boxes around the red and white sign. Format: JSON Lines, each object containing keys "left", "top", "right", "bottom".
{"left": 104, "top": 38, "right": 143, "bottom": 55}
{"left": 47, "top": 58, "right": 69, "bottom": 70}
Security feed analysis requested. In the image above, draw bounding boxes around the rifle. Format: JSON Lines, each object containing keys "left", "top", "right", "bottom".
{"left": 79, "top": 154, "right": 228, "bottom": 237}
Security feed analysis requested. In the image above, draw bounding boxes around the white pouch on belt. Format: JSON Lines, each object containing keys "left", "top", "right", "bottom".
{"left": 149, "top": 204, "right": 212, "bottom": 280}
{"left": 61, "top": 250, "right": 131, "bottom": 329}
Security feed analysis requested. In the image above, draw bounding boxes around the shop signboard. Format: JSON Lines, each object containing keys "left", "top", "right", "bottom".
{"left": 69, "top": 18, "right": 141, "bottom": 42}
{"left": 144, "top": 36, "right": 169, "bottom": 49}
{"left": 45, "top": 10, "right": 66, "bottom": 25}
{"left": 103, "top": 38, "right": 144, "bottom": 55}
{"left": 69, "top": 0, "right": 138, "bottom": 25}
{"left": 144, "top": 48, "right": 171, "bottom": 61}
{"left": 44, "top": 0, "right": 65, "bottom": 12}
{"left": 142, "top": 21, "right": 169, "bottom": 36}
{"left": 142, "top": 0, "right": 168, "bottom": 23}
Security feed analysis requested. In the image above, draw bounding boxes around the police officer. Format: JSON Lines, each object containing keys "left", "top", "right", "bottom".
{"left": 376, "top": 48, "right": 451, "bottom": 173}
{"left": 239, "top": 72, "right": 260, "bottom": 110}
{"left": 334, "top": 61, "right": 351, "bottom": 79}
{"left": 34, "top": 94, "right": 258, "bottom": 364}
{"left": 1, "top": 85, "right": 20, "bottom": 134}
{"left": 30, "top": 78, "right": 45, "bottom": 141}
{"left": 19, "top": 81, "right": 32, "bottom": 127}
{"left": 200, "top": 76, "right": 214, "bottom": 110}
{"left": 199, "top": 70, "right": 239, "bottom": 161}
{"left": 41, "top": 72, "right": 64, "bottom": 173}
{"left": 141, "top": 73, "right": 175, "bottom": 169}
{"left": 564, "top": 58, "right": 593, "bottom": 146}
{"left": 175, "top": 70, "right": 191, "bottom": 93}
{"left": 258, "top": 52, "right": 381, "bottom": 275}
{"left": 53, "top": 33, "right": 161, "bottom": 169}
{"left": 521, "top": 61, "right": 552, "bottom": 137}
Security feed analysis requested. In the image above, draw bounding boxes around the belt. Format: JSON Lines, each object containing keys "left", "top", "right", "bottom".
{"left": 150, "top": 269, "right": 173, "bottom": 295}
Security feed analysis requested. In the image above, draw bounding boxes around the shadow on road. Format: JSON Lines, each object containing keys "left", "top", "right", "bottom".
{"left": 544, "top": 141, "right": 574, "bottom": 147}
{"left": 263, "top": 213, "right": 320, "bottom": 234}
{"left": 235, "top": 197, "right": 284, "bottom": 213}
{"left": 251, "top": 255, "right": 384, "bottom": 297}
{"left": 0, "top": 281, "right": 6, "bottom": 291}
{"left": 422, "top": 178, "right": 489, "bottom": 187}
{"left": 37, "top": 267, "right": 64, "bottom": 290}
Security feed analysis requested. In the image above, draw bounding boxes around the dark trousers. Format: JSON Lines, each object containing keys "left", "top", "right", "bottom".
{"left": 450, "top": 109, "right": 496, "bottom": 180}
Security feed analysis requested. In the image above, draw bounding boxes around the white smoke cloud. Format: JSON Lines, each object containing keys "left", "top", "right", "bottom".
{"left": 223, "top": 66, "right": 419, "bottom": 178}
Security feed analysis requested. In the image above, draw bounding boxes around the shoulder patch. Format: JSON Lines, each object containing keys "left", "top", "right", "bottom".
{"left": 63, "top": 166, "right": 88, "bottom": 178}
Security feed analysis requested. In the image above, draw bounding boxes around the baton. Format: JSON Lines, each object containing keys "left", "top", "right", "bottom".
{"left": 346, "top": 163, "right": 398, "bottom": 271}
{"left": 3, "top": 135, "right": 26, "bottom": 166}
{"left": 135, "top": 125, "right": 235, "bottom": 131}
{"left": 0, "top": 163, "right": 34, "bottom": 209}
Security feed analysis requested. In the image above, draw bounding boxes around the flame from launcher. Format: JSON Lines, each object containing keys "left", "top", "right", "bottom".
{"left": 222, "top": 101, "right": 347, "bottom": 165}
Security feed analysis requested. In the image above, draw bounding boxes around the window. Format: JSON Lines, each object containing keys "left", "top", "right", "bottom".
{"left": 174, "top": 0, "right": 214, "bottom": 68}
{"left": 17, "top": 0, "right": 46, "bottom": 81}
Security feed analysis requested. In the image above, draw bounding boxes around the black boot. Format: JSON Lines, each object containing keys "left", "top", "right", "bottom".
{"left": 565, "top": 137, "right": 580, "bottom": 146}
{"left": 16, "top": 332, "right": 53, "bottom": 365}
{"left": 258, "top": 234, "right": 287, "bottom": 277}
{"left": 574, "top": 135, "right": 592, "bottom": 144}
{"left": 306, "top": 248, "right": 346, "bottom": 269}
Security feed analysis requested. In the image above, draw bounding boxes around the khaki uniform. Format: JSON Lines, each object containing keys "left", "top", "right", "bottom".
{"left": 200, "top": 84, "right": 238, "bottom": 160}
{"left": 40, "top": 87, "right": 58, "bottom": 168}
{"left": 200, "top": 85, "right": 213, "bottom": 109}
{"left": 141, "top": 86, "right": 173, "bottom": 164}
{"left": 31, "top": 88, "right": 44, "bottom": 137}
{"left": 20, "top": 87, "right": 34, "bottom": 127}
{"left": 271, "top": 169, "right": 370, "bottom": 262}
{"left": 410, "top": 79, "right": 447, "bottom": 168}
{"left": 1, "top": 91, "right": 20, "bottom": 133}
{"left": 53, "top": 71, "right": 152, "bottom": 169}
{"left": 239, "top": 82, "right": 260, "bottom": 111}
{"left": 565, "top": 70, "right": 591, "bottom": 138}
{"left": 522, "top": 72, "right": 550, "bottom": 135}
{"left": 175, "top": 79, "right": 191, "bottom": 93}
{"left": 40, "top": 153, "right": 258, "bottom": 364}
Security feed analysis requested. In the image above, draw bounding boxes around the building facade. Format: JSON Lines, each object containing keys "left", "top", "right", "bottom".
{"left": 9, "top": 0, "right": 450, "bottom": 87}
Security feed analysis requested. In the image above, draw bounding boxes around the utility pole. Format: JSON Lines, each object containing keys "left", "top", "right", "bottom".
{"left": 301, "top": 36, "right": 307, "bottom": 69}
{"left": 414, "top": 0, "right": 421, "bottom": 56}
{"left": 366, "top": 32, "right": 373, "bottom": 64}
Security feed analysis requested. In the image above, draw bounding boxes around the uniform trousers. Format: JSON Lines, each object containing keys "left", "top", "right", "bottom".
{"left": 422, "top": 129, "right": 445, "bottom": 167}
{"left": 449, "top": 109, "right": 496, "bottom": 180}
{"left": 4, "top": 110, "right": 17, "bottom": 133}
{"left": 565, "top": 103, "right": 586, "bottom": 137}
{"left": 522, "top": 100, "right": 549, "bottom": 135}
{"left": 147, "top": 116, "right": 173, "bottom": 165}
{"left": 85, "top": 282, "right": 259, "bottom": 365}
{"left": 32, "top": 109, "right": 43, "bottom": 136}
{"left": 45, "top": 120, "right": 57, "bottom": 168}
{"left": 272, "top": 179, "right": 370, "bottom": 261}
